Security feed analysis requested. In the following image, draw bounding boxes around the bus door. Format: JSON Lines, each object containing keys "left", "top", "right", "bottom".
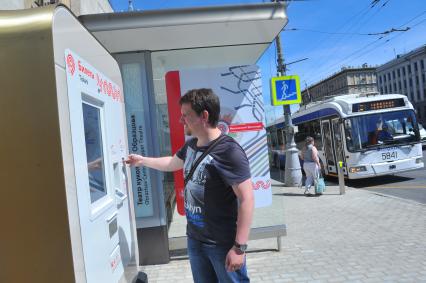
{"left": 331, "top": 118, "right": 347, "bottom": 175}
{"left": 321, "top": 120, "right": 337, "bottom": 174}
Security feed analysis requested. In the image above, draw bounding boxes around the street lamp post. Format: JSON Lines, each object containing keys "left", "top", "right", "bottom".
{"left": 275, "top": 34, "right": 303, "bottom": 187}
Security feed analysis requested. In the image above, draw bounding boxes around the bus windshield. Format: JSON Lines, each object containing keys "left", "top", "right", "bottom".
{"left": 344, "top": 110, "right": 420, "bottom": 151}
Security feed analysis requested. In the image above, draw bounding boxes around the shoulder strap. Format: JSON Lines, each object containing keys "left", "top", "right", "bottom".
{"left": 184, "top": 135, "right": 226, "bottom": 186}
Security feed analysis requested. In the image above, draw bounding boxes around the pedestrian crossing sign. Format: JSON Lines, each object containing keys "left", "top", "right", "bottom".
{"left": 271, "top": 75, "right": 301, "bottom": 105}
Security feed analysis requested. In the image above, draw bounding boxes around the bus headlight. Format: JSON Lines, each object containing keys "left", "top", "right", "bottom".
{"left": 349, "top": 166, "right": 367, "bottom": 173}
{"left": 416, "top": 158, "right": 423, "bottom": 164}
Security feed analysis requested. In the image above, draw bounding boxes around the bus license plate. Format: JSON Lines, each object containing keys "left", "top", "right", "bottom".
{"left": 382, "top": 151, "right": 397, "bottom": 161}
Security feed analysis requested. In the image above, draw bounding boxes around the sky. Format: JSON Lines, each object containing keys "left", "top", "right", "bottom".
{"left": 109, "top": 0, "right": 426, "bottom": 125}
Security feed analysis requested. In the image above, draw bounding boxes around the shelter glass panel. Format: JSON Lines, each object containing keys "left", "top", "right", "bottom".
{"left": 151, "top": 50, "right": 286, "bottom": 251}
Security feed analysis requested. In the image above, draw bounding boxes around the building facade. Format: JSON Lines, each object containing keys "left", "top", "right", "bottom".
{"left": 301, "top": 65, "right": 377, "bottom": 104}
{"left": 1, "top": 0, "right": 113, "bottom": 16}
{"left": 376, "top": 45, "right": 426, "bottom": 125}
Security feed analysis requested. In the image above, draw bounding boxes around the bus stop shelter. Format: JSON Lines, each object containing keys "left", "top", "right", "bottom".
{"left": 80, "top": 2, "right": 288, "bottom": 265}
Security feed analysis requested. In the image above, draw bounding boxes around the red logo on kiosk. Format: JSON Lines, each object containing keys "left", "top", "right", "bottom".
{"left": 66, "top": 54, "right": 75, "bottom": 75}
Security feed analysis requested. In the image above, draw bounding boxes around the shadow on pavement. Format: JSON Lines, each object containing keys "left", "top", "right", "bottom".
{"left": 270, "top": 166, "right": 417, "bottom": 189}
{"left": 169, "top": 248, "right": 278, "bottom": 261}
{"left": 347, "top": 175, "right": 415, "bottom": 188}
{"left": 246, "top": 249, "right": 278, "bottom": 253}
{"left": 273, "top": 192, "right": 306, "bottom": 197}
{"left": 274, "top": 192, "right": 340, "bottom": 197}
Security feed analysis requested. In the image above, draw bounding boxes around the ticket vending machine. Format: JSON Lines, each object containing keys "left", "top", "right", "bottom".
{"left": 0, "top": 6, "right": 141, "bottom": 283}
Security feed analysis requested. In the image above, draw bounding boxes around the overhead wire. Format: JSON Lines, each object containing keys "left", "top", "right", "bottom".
{"left": 319, "top": 10, "right": 426, "bottom": 74}
{"left": 287, "top": 1, "right": 372, "bottom": 64}
{"left": 347, "top": 17, "right": 426, "bottom": 63}
{"left": 284, "top": 27, "right": 409, "bottom": 36}
{"left": 304, "top": 2, "right": 426, "bottom": 85}
{"left": 283, "top": 2, "right": 371, "bottom": 57}
{"left": 284, "top": 28, "right": 378, "bottom": 35}
{"left": 301, "top": 1, "right": 383, "bottom": 82}
{"left": 347, "top": 0, "right": 391, "bottom": 34}
{"left": 304, "top": 1, "right": 413, "bottom": 81}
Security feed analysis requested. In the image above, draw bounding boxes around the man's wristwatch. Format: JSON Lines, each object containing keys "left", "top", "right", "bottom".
{"left": 233, "top": 241, "right": 248, "bottom": 254}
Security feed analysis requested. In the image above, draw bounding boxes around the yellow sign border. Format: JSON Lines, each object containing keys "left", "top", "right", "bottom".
{"left": 271, "top": 75, "right": 301, "bottom": 106}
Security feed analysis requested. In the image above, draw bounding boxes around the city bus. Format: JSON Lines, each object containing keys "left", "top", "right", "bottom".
{"left": 267, "top": 93, "right": 424, "bottom": 179}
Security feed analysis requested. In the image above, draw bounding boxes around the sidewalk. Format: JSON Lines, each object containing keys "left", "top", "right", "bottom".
{"left": 139, "top": 180, "right": 426, "bottom": 283}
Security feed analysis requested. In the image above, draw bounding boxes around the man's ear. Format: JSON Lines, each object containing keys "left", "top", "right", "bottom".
{"left": 202, "top": 110, "right": 209, "bottom": 123}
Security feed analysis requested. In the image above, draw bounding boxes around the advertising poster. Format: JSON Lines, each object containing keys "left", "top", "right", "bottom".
{"left": 166, "top": 65, "right": 272, "bottom": 215}
{"left": 121, "top": 64, "right": 154, "bottom": 218}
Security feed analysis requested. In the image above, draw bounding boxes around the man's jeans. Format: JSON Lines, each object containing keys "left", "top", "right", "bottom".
{"left": 187, "top": 236, "right": 250, "bottom": 283}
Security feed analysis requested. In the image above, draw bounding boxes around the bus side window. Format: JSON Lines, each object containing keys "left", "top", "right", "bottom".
{"left": 294, "top": 123, "right": 307, "bottom": 149}
{"left": 312, "top": 120, "right": 323, "bottom": 150}
{"left": 294, "top": 131, "right": 306, "bottom": 143}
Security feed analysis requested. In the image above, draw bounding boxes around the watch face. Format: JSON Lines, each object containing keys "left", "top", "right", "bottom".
{"left": 235, "top": 242, "right": 248, "bottom": 252}
{"left": 239, "top": 244, "right": 248, "bottom": 252}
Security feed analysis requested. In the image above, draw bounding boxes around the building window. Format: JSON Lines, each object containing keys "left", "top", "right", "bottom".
{"left": 379, "top": 76, "right": 382, "bottom": 84}
{"left": 383, "top": 75, "right": 386, "bottom": 82}
{"left": 380, "top": 87, "right": 384, "bottom": 93}
{"left": 404, "top": 80, "right": 407, "bottom": 88}
{"left": 409, "top": 78, "right": 413, "bottom": 87}
{"left": 414, "top": 62, "right": 418, "bottom": 72}
{"left": 422, "top": 73, "right": 425, "bottom": 84}
{"left": 398, "top": 81, "right": 402, "bottom": 91}
{"left": 392, "top": 70, "right": 395, "bottom": 79}
{"left": 421, "top": 60, "right": 425, "bottom": 70}
{"left": 397, "top": 69, "right": 401, "bottom": 77}
{"left": 385, "top": 86, "right": 388, "bottom": 93}
{"left": 408, "top": 65, "right": 411, "bottom": 74}
{"left": 416, "top": 76, "right": 419, "bottom": 85}
{"left": 402, "top": 67, "right": 406, "bottom": 76}
{"left": 410, "top": 91, "right": 414, "bottom": 101}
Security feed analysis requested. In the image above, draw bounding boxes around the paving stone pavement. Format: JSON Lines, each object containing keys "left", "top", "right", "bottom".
{"left": 139, "top": 181, "right": 426, "bottom": 283}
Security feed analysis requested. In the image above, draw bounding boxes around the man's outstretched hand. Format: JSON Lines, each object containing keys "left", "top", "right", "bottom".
{"left": 125, "top": 154, "right": 144, "bottom": 167}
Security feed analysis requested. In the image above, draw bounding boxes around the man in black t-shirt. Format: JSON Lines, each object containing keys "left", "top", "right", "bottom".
{"left": 126, "top": 88, "right": 254, "bottom": 283}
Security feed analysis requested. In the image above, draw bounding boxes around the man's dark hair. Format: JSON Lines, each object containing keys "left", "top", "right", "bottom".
{"left": 179, "top": 88, "right": 220, "bottom": 127}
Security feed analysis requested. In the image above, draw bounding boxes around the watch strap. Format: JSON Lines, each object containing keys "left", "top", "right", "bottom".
{"left": 233, "top": 241, "right": 248, "bottom": 253}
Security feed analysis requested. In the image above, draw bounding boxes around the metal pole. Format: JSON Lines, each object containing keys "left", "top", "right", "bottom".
{"left": 279, "top": 129, "right": 285, "bottom": 182}
{"left": 275, "top": 30, "right": 303, "bottom": 187}
{"left": 337, "top": 120, "right": 346, "bottom": 195}
{"left": 337, "top": 161, "right": 346, "bottom": 195}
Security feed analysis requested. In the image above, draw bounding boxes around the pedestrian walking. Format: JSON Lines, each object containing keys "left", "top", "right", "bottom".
{"left": 126, "top": 88, "right": 254, "bottom": 283}
{"left": 301, "top": 136, "right": 321, "bottom": 195}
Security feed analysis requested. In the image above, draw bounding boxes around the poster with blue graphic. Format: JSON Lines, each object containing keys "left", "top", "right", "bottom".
{"left": 167, "top": 65, "right": 272, "bottom": 211}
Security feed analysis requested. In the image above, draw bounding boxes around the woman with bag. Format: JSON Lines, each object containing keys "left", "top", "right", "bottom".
{"left": 301, "top": 136, "right": 321, "bottom": 195}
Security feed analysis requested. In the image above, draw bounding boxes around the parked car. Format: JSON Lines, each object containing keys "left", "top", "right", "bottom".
{"left": 419, "top": 123, "right": 426, "bottom": 148}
